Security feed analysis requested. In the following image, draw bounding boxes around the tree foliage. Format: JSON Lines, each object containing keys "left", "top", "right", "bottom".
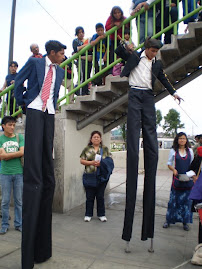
{"left": 121, "top": 123, "right": 127, "bottom": 142}
{"left": 163, "top": 109, "right": 185, "bottom": 137}
{"left": 156, "top": 109, "right": 162, "bottom": 128}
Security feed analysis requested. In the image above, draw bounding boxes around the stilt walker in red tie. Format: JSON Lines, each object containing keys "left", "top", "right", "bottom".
{"left": 14, "top": 40, "right": 66, "bottom": 269}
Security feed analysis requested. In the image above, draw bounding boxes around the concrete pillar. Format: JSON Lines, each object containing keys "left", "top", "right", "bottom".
{"left": 53, "top": 112, "right": 111, "bottom": 213}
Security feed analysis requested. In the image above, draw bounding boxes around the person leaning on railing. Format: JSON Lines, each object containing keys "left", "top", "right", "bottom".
{"left": 30, "top": 43, "right": 43, "bottom": 59}
{"left": 90, "top": 23, "right": 108, "bottom": 86}
{"left": 130, "top": 0, "right": 155, "bottom": 44}
{"left": 105, "top": 6, "right": 129, "bottom": 72}
{"left": 0, "top": 61, "right": 22, "bottom": 123}
{"left": 72, "top": 26, "right": 92, "bottom": 96}
{"left": 156, "top": 0, "right": 179, "bottom": 44}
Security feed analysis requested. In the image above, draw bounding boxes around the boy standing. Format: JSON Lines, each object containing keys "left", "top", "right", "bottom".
{"left": 91, "top": 23, "right": 108, "bottom": 86}
{"left": 0, "top": 116, "right": 24, "bottom": 235}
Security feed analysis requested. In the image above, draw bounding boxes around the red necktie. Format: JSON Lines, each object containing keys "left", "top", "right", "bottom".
{"left": 41, "top": 64, "right": 53, "bottom": 110}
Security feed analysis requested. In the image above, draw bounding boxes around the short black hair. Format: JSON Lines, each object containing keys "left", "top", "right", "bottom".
{"left": 195, "top": 135, "right": 200, "bottom": 139}
{"left": 124, "top": 28, "right": 130, "bottom": 35}
{"left": 144, "top": 37, "right": 163, "bottom": 49}
{"left": 1, "top": 116, "right": 16, "bottom": 129}
{"left": 9, "top": 61, "right": 18, "bottom": 67}
{"left": 75, "top": 26, "right": 84, "bottom": 36}
{"left": 45, "top": 40, "right": 66, "bottom": 55}
{"left": 96, "top": 23, "right": 104, "bottom": 30}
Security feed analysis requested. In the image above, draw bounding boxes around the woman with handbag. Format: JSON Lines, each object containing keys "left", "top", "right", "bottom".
{"left": 163, "top": 132, "right": 194, "bottom": 231}
{"left": 80, "top": 131, "right": 112, "bottom": 222}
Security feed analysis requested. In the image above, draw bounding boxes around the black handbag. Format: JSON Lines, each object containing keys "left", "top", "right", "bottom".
{"left": 82, "top": 172, "right": 98, "bottom": 187}
{"left": 172, "top": 175, "right": 194, "bottom": 190}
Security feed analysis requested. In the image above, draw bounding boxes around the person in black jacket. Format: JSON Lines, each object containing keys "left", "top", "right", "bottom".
{"left": 115, "top": 37, "right": 181, "bottom": 250}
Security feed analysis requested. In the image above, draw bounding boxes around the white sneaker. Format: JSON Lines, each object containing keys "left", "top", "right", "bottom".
{"left": 84, "top": 216, "right": 91, "bottom": 222}
{"left": 98, "top": 216, "right": 107, "bottom": 222}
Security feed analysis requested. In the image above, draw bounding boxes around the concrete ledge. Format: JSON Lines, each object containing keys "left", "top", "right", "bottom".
{"left": 112, "top": 149, "right": 170, "bottom": 170}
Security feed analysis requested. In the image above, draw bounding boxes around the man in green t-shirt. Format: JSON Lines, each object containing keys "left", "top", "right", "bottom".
{"left": 0, "top": 116, "right": 24, "bottom": 235}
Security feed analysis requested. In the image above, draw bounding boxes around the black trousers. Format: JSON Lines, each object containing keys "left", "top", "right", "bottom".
{"left": 22, "top": 109, "right": 55, "bottom": 269}
{"left": 122, "top": 89, "right": 158, "bottom": 242}
{"left": 76, "top": 59, "right": 92, "bottom": 96}
{"left": 156, "top": 6, "right": 178, "bottom": 44}
{"left": 85, "top": 181, "right": 107, "bottom": 217}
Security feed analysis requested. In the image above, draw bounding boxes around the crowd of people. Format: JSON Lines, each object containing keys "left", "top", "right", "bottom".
{"left": 0, "top": 1, "right": 201, "bottom": 268}
{"left": 1, "top": 2, "right": 201, "bottom": 103}
{"left": 71, "top": 1, "right": 201, "bottom": 95}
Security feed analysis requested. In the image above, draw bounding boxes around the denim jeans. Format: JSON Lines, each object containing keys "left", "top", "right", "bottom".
{"left": 137, "top": 12, "right": 153, "bottom": 44}
{"left": 0, "top": 174, "right": 23, "bottom": 229}
{"left": 85, "top": 181, "right": 107, "bottom": 217}
{"left": 182, "top": 0, "right": 198, "bottom": 24}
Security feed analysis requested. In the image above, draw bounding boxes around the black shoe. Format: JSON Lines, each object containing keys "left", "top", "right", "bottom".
{"left": 163, "top": 222, "right": 170, "bottom": 228}
{"left": 34, "top": 257, "right": 51, "bottom": 264}
{"left": 15, "top": 226, "right": 22, "bottom": 232}
{"left": 183, "top": 224, "right": 189, "bottom": 231}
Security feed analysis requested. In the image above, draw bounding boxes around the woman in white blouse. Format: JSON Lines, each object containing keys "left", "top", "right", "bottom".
{"left": 163, "top": 132, "right": 194, "bottom": 231}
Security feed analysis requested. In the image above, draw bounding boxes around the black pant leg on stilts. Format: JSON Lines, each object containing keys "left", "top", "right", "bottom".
{"left": 141, "top": 90, "right": 158, "bottom": 241}
{"left": 22, "top": 109, "right": 45, "bottom": 269}
{"left": 122, "top": 89, "right": 142, "bottom": 242}
{"left": 34, "top": 112, "right": 55, "bottom": 262}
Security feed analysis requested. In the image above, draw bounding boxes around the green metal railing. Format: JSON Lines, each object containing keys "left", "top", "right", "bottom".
{"left": 1, "top": 0, "right": 201, "bottom": 118}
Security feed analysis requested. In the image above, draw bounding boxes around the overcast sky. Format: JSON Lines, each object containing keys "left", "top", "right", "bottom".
{"left": 1, "top": 0, "right": 202, "bottom": 136}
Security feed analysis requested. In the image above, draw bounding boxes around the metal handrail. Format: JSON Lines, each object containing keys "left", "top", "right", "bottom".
{"left": 0, "top": 0, "right": 201, "bottom": 117}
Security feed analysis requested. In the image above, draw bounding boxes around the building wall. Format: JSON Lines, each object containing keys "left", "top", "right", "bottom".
{"left": 112, "top": 149, "right": 170, "bottom": 170}
{"left": 53, "top": 113, "right": 111, "bottom": 213}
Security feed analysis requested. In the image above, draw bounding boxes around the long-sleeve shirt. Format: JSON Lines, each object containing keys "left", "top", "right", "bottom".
{"left": 105, "top": 16, "right": 128, "bottom": 41}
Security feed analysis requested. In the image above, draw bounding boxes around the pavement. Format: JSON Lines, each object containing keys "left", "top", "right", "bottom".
{"left": 0, "top": 168, "right": 201, "bottom": 269}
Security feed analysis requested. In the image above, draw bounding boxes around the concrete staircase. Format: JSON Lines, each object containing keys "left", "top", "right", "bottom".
{"left": 61, "top": 22, "right": 202, "bottom": 133}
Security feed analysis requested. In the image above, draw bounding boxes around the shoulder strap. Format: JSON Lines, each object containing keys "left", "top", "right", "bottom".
{"left": 100, "top": 147, "right": 103, "bottom": 157}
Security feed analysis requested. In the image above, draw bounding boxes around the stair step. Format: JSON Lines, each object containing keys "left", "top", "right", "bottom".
{"left": 59, "top": 21, "right": 202, "bottom": 132}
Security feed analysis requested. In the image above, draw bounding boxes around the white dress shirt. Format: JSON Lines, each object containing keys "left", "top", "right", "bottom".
{"left": 28, "top": 56, "right": 56, "bottom": 114}
{"left": 129, "top": 51, "right": 155, "bottom": 90}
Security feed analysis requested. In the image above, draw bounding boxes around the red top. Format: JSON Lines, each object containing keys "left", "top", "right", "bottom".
{"left": 32, "top": 53, "right": 43, "bottom": 59}
{"left": 105, "top": 15, "right": 129, "bottom": 41}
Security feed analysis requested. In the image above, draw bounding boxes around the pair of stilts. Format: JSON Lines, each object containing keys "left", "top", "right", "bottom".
{"left": 125, "top": 239, "right": 154, "bottom": 253}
